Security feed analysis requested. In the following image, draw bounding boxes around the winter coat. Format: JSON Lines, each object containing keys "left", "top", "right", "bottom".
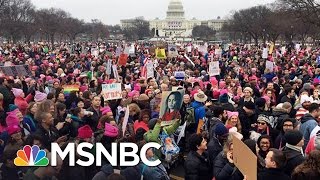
{"left": 282, "top": 146, "right": 305, "bottom": 176}
{"left": 213, "top": 152, "right": 243, "bottom": 180}
{"left": 92, "top": 164, "right": 113, "bottom": 180}
{"left": 207, "top": 136, "right": 223, "bottom": 166}
{"left": 272, "top": 110, "right": 290, "bottom": 131}
{"left": 300, "top": 113, "right": 318, "bottom": 150}
{"left": 292, "top": 169, "right": 320, "bottom": 180}
{"left": 258, "top": 168, "right": 291, "bottom": 180}
{"left": 184, "top": 151, "right": 212, "bottom": 180}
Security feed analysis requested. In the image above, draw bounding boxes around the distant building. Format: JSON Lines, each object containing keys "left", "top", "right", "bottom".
{"left": 120, "top": 0, "right": 227, "bottom": 38}
{"left": 120, "top": 16, "right": 145, "bottom": 29}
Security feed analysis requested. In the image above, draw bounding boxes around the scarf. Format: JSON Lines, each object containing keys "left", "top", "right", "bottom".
{"left": 285, "top": 143, "right": 304, "bottom": 157}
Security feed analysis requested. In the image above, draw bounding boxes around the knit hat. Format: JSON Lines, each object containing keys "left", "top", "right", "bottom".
{"left": 215, "top": 123, "right": 229, "bottom": 136}
{"left": 300, "top": 94, "right": 312, "bottom": 104}
{"left": 77, "top": 125, "right": 93, "bottom": 139}
{"left": 9, "top": 104, "right": 18, "bottom": 112}
{"left": 6, "top": 110, "right": 20, "bottom": 126}
{"left": 34, "top": 91, "right": 47, "bottom": 103}
{"left": 7, "top": 125, "right": 21, "bottom": 135}
{"left": 12, "top": 88, "right": 23, "bottom": 97}
{"left": 227, "top": 111, "right": 239, "bottom": 119}
{"left": 257, "top": 115, "right": 271, "bottom": 125}
{"left": 284, "top": 130, "right": 303, "bottom": 146}
{"left": 104, "top": 123, "right": 118, "bottom": 137}
{"left": 101, "top": 106, "right": 112, "bottom": 116}
{"left": 255, "top": 98, "right": 266, "bottom": 108}
{"left": 244, "top": 101, "right": 255, "bottom": 110}
{"left": 243, "top": 87, "right": 253, "bottom": 94}
{"left": 219, "top": 93, "right": 229, "bottom": 104}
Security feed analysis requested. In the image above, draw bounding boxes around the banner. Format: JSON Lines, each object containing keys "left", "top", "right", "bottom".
{"left": 266, "top": 61, "right": 274, "bottom": 72}
{"left": 209, "top": 61, "right": 220, "bottom": 76}
{"left": 102, "top": 83, "right": 122, "bottom": 100}
{"left": 155, "top": 48, "right": 166, "bottom": 59}
{"left": 112, "top": 65, "right": 119, "bottom": 81}
{"left": 168, "top": 45, "right": 178, "bottom": 58}
{"left": 106, "top": 59, "right": 112, "bottom": 75}
{"left": 0, "top": 65, "right": 31, "bottom": 76}
{"left": 174, "top": 71, "right": 185, "bottom": 80}
{"left": 119, "top": 53, "right": 128, "bottom": 66}
{"left": 146, "top": 61, "right": 154, "bottom": 78}
{"left": 262, "top": 48, "right": 268, "bottom": 59}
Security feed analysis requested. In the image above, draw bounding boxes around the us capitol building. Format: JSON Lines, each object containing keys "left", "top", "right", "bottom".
{"left": 120, "top": 0, "right": 227, "bottom": 39}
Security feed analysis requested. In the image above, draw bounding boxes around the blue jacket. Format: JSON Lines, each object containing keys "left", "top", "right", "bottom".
{"left": 300, "top": 113, "right": 318, "bottom": 150}
{"left": 191, "top": 101, "right": 205, "bottom": 124}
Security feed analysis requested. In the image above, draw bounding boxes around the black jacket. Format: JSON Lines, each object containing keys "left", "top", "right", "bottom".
{"left": 184, "top": 151, "right": 212, "bottom": 180}
{"left": 238, "top": 108, "right": 257, "bottom": 140}
{"left": 282, "top": 146, "right": 305, "bottom": 176}
{"left": 33, "top": 124, "right": 60, "bottom": 151}
{"left": 258, "top": 168, "right": 291, "bottom": 180}
{"left": 213, "top": 152, "right": 243, "bottom": 180}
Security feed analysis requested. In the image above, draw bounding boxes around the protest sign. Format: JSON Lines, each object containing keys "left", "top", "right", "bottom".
{"left": 129, "top": 45, "right": 135, "bottom": 54}
{"left": 156, "top": 48, "right": 166, "bottom": 59}
{"left": 209, "top": 61, "right": 220, "bottom": 76}
{"left": 269, "top": 43, "right": 274, "bottom": 55}
{"left": 0, "top": 65, "right": 31, "bottom": 76}
{"left": 159, "top": 90, "right": 184, "bottom": 126}
{"left": 168, "top": 45, "right": 178, "bottom": 57}
{"left": 215, "top": 49, "right": 222, "bottom": 58}
{"left": 174, "top": 71, "right": 185, "bottom": 80}
{"left": 102, "top": 83, "right": 122, "bottom": 100}
{"left": 233, "top": 135, "right": 257, "bottom": 180}
{"left": 122, "top": 106, "right": 129, "bottom": 137}
{"left": 266, "top": 60, "right": 274, "bottom": 72}
{"left": 281, "top": 46, "right": 286, "bottom": 55}
{"left": 119, "top": 53, "right": 128, "bottom": 66}
{"left": 187, "top": 45, "right": 192, "bottom": 53}
{"left": 112, "top": 65, "right": 119, "bottom": 81}
{"left": 146, "top": 61, "right": 154, "bottom": 78}
{"left": 115, "top": 47, "right": 122, "bottom": 57}
{"left": 262, "top": 48, "right": 268, "bottom": 59}
{"left": 199, "top": 45, "right": 208, "bottom": 54}
{"left": 106, "top": 59, "right": 112, "bottom": 75}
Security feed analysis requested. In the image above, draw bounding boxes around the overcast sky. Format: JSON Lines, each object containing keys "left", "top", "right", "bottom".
{"left": 30, "top": 0, "right": 275, "bottom": 25}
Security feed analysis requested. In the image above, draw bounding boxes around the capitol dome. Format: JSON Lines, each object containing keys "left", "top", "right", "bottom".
{"left": 166, "top": 0, "right": 185, "bottom": 19}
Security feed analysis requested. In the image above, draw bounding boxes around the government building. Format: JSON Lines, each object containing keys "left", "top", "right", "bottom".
{"left": 120, "top": 0, "right": 227, "bottom": 39}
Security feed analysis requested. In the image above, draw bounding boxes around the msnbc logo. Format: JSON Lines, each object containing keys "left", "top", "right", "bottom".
{"left": 14, "top": 145, "right": 49, "bottom": 166}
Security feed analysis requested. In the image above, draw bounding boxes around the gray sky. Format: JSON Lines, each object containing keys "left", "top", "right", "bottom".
{"left": 30, "top": 0, "right": 275, "bottom": 25}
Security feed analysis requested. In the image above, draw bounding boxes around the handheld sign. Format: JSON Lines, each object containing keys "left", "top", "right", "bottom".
{"left": 102, "top": 83, "right": 122, "bottom": 100}
{"left": 209, "top": 61, "right": 220, "bottom": 76}
{"left": 174, "top": 71, "right": 185, "bottom": 80}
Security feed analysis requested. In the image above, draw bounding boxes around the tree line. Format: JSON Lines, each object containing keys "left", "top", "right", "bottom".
{"left": 222, "top": 0, "right": 320, "bottom": 45}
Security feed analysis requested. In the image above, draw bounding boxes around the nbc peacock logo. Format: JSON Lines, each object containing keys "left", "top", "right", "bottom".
{"left": 14, "top": 145, "right": 49, "bottom": 166}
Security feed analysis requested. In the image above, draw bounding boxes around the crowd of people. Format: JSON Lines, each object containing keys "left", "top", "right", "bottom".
{"left": 0, "top": 41, "right": 320, "bottom": 180}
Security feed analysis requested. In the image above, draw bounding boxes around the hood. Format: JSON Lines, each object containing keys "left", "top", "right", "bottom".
{"left": 301, "top": 113, "right": 315, "bottom": 123}
{"left": 283, "top": 147, "right": 303, "bottom": 159}
{"left": 100, "top": 164, "right": 113, "bottom": 175}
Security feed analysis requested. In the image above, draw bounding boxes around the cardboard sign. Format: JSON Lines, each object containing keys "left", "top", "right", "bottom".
{"left": 262, "top": 48, "right": 268, "bottom": 59}
{"left": 174, "top": 71, "right": 185, "bottom": 80}
{"left": 119, "top": 53, "right": 128, "bottom": 66}
{"left": 209, "top": 61, "right": 220, "bottom": 76}
{"left": 156, "top": 48, "right": 166, "bottom": 59}
{"left": 146, "top": 61, "right": 154, "bottom": 78}
{"left": 102, "top": 83, "right": 122, "bottom": 100}
{"left": 266, "top": 60, "right": 274, "bottom": 72}
{"left": 233, "top": 135, "right": 257, "bottom": 180}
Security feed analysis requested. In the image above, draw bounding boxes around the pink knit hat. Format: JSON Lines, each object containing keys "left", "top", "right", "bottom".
{"left": 104, "top": 123, "right": 118, "bottom": 137}
{"left": 101, "top": 106, "right": 112, "bottom": 116}
{"left": 6, "top": 110, "right": 20, "bottom": 126}
{"left": 7, "top": 125, "right": 21, "bottom": 135}
{"left": 12, "top": 88, "right": 23, "bottom": 97}
{"left": 227, "top": 111, "right": 239, "bottom": 120}
{"left": 77, "top": 125, "right": 93, "bottom": 139}
{"left": 34, "top": 91, "right": 47, "bottom": 103}
{"left": 219, "top": 81, "right": 226, "bottom": 89}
